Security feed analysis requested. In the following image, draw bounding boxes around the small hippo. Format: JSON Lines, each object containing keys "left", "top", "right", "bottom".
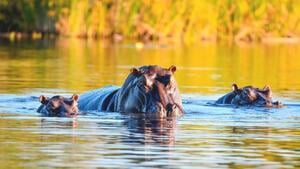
{"left": 216, "top": 84, "right": 282, "bottom": 107}
{"left": 37, "top": 94, "right": 79, "bottom": 117}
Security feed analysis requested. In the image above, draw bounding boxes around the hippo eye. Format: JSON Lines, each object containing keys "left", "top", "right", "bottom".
{"left": 49, "top": 102, "right": 55, "bottom": 108}
{"left": 240, "top": 91, "right": 250, "bottom": 100}
{"left": 63, "top": 100, "right": 73, "bottom": 105}
{"left": 156, "top": 75, "right": 171, "bottom": 86}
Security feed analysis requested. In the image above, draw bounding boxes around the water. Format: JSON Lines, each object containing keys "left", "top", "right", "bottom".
{"left": 0, "top": 39, "right": 300, "bottom": 168}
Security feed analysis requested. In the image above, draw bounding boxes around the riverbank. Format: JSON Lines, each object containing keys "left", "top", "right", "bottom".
{"left": 1, "top": 31, "right": 300, "bottom": 45}
{"left": 1, "top": 1, "right": 300, "bottom": 44}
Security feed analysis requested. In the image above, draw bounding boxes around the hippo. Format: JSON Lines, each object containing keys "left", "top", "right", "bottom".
{"left": 78, "top": 65, "right": 184, "bottom": 117}
{"left": 215, "top": 84, "right": 282, "bottom": 107}
{"left": 37, "top": 94, "right": 79, "bottom": 117}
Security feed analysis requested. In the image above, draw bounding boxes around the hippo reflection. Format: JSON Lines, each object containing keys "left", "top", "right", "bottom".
{"left": 123, "top": 113, "right": 177, "bottom": 145}
{"left": 37, "top": 94, "right": 79, "bottom": 117}
{"left": 216, "top": 84, "right": 282, "bottom": 107}
{"left": 78, "top": 65, "right": 184, "bottom": 117}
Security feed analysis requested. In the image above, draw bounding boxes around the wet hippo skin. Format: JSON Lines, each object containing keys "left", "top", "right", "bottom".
{"left": 37, "top": 94, "right": 79, "bottom": 117}
{"left": 78, "top": 65, "right": 184, "bottom": 117}
{"left": 215, "top": 84, "right": 282, "bottom": 107}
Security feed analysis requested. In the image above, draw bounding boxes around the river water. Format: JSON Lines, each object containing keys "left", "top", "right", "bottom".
{"left": 0, "top": 39, "right": 299, "bottom": 168}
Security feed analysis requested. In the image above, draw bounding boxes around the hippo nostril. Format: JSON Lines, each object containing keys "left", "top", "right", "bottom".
{"left": 65, "top": 112, "right": 77, "bottom": 117}
{"left": 166, "top": 103, "right": 173, "bottom": 113}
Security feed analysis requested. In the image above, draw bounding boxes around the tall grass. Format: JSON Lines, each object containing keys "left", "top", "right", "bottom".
{"left": 1, "top": 0, "right": 300, "bottom": 42}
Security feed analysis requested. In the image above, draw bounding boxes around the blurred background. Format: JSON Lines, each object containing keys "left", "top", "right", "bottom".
{"left": 0, "top": 0, "right": 300, "bottom": 98}
{"left": 1, "top": 0, "right": 300, "bottom": 43}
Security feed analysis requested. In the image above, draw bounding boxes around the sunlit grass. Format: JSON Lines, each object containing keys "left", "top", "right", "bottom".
{"left": 1, "top": 0, "right": 300, "bottom": 42}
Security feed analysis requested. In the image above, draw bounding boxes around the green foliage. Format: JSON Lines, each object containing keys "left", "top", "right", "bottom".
{"left": 0, "top": 0, "right": 57, "bottom": 32}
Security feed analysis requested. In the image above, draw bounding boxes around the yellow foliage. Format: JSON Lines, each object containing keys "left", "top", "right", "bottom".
{"left": 52, "top": 0, "right": 300, "bottom": 42}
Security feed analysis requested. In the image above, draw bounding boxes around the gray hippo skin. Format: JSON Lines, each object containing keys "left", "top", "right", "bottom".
{"left": 37, "top": 94, "right": 79, "bottom": 117}
{"left": 216, "top": 84, "right": 282, "bottom": 107}
{"left": 78, "top": 65, "right": 184, "bottom": 117}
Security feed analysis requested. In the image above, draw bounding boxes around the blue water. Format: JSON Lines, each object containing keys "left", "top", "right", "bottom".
{"left": 1, "top": 40, "right": 300, "bottom": 168}
{"left": 0, "top": 90, "right": 299, "bottom": 168}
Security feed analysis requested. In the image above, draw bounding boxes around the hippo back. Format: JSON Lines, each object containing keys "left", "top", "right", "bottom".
{"left": 78, "top": 86, "right": 120, "bottom": 111}
{"left": 78, "top": 75, "right": 157, "bottom": 113}
{"left": 215, "top": 92, "right": 237, "bottom": 104}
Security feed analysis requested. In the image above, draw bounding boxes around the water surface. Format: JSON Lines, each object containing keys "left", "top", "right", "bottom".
{"left": 0, "top": 39, "right": 300, "bottom": 168}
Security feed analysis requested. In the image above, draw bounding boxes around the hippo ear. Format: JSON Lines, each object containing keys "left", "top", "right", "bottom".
{"left": 39, "top": 95, "right": 48, "bottom": 104}
{"left": 262, "top": 85, "right": 272, "bottom": 98}
{"left": 232, "top": 83, "right": 239, "bottom": 92}
{"left": 71, "top": 94, "right": 79, "bottom": 101}
{"left": 168, "top": 65, "right": 177, "bottom": 73}
{"left": 263, "top": 85, "right": 270, "bottom": 91}
{"left": 130, "top": 68, "right": 142, "bottom": 75}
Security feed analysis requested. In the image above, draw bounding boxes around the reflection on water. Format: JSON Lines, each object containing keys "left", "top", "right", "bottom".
{"left": 1, "top": 101, "right": 300, "bottom": 168}
{"left": 1, "top": 39, "right": 300, "bottom": 97}
{"left": 123, "top": 114, "right": 177, "bottom": 145}
{"left": 0, "top": 39, "right": 300, "bottom": 168}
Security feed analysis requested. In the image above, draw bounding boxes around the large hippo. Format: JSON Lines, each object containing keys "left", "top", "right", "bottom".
{"left": 37, "top": 94, "right": 79, "bottom": 117}
{"left": 78, "top": 65, "right": 184, "bottom": 117}
{"left": 215, "top": 84, "right": 282, "bottom": 107}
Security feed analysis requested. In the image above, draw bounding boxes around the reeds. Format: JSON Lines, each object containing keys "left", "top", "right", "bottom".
{"left": 1, "top": 0, "right": 300, "bottom": 43}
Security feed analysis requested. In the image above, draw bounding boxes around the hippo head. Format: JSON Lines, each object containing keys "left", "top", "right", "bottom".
{"left": 254, "top": 86, "right": 282, "bottom": 107}
{"left": 153, "top": 65, "right": 184, "bottom": 117}
{"left": 130, "top": 67, "right": 157, "bottom": 93}
{"left": 37, "top": 94, "right": 79, "bottom": 117}
{"left": 135, "top": 65, "right": 184, "bottom": 117}
{"left": 118, "top": 65, "right": 184, "bottom": 118}
{"left": 117, "top": 68, "right": 157, "bottom": 114}
{"left": 231, "top": 84, "right": 282, "bottom": 107}
{"left": 231, "top": 84, "right": 258, "bottom": 104}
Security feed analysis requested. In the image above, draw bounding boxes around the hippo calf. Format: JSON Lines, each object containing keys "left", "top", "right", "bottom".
{"left": 216, "top": 84, "right": 282, "bottom": 107}
{"left": 37, "top": 94, "right": 79, "bottom": 117}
